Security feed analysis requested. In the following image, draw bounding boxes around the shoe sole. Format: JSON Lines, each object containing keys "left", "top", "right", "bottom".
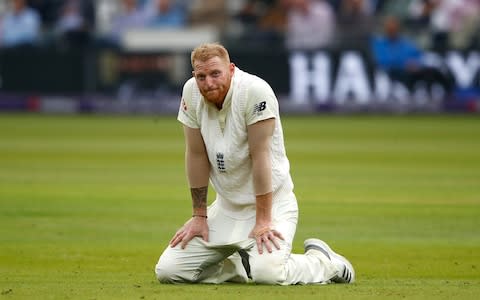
{"left": 304, "top": 238, "right": 355, "bottom": 283}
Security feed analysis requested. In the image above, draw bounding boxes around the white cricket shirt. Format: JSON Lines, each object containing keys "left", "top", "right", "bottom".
{"left": 178, "top": 67, "right": 294, "bottom": 219}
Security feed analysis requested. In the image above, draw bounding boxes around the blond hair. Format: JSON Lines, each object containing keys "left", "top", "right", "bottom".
{"left": 190, "top": 43, "right": 230, "bottom": 68}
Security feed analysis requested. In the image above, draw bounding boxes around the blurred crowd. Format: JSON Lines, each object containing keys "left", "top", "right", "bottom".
{"left": 0, "top": 0, "right": 478, "bottom": 101}
{"left": 0, "top": 0, "right": 479, "bottom": 51}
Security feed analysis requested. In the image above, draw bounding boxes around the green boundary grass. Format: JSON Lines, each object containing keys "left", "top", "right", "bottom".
{"left": 1, "top": 114, "right": 479, "bottom": 299}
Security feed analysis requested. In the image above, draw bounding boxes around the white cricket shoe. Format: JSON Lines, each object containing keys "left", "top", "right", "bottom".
{"left": 304, "top": 238, "right": 355, "bottom": 284}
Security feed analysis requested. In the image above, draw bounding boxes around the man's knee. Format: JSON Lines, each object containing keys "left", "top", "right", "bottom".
{"left": 155, "top": 256, "right": 178, "bottom": 283}
{"left": 249, "top": 252, "right": 287, "bottom": 285}
{"left": 155, "top": 254, "right": 200, "bottom": 283}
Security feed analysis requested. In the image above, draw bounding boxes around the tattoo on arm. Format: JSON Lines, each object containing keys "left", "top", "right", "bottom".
{"left": 191, "top": 186, "right": 208, "bottom": 209}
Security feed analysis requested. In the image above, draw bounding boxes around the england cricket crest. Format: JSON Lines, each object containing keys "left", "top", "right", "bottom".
{"left": 216, "top": 152, "right": 226, "bottom": 173}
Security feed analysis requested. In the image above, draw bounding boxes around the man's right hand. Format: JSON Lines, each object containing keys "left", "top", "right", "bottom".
{"left": 169, "top": 216, "right": 209, "bottom": 249}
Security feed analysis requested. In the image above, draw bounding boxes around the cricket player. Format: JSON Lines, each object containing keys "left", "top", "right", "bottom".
{"left": 154, "top": 43, "right": 355, "bottom": 285}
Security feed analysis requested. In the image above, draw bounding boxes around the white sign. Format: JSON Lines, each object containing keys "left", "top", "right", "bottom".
{"left": 289, "top": 51, "right": 480, "bottom": 105}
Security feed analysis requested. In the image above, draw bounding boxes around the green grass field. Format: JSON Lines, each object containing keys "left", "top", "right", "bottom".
{"left": 0, "top": 114, "right": 479, "bottom": 299}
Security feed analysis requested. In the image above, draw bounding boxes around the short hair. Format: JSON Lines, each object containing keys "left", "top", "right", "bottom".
{"left": 190, "top": 43, "right": 230, "bottom": 68}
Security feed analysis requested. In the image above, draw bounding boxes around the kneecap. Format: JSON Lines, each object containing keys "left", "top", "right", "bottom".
{"left": 155, "top": 254, "right": 202, "bottom": 283}
{"left": 155, "top": 258, "right": 177, "bottom": 283}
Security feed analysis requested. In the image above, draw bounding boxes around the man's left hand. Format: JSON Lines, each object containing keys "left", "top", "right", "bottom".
{"left": 249, "top": 224, "right": 284, "bottom": 254}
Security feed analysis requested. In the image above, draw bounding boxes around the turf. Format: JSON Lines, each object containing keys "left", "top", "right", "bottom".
{"left": 0, "top": 114, "right": 479, "bottom": 299}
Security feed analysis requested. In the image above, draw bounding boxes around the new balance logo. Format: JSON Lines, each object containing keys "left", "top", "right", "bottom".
{"left": 181, "top": 98, "right": 187, "bottom": 111}
{"left": 253, "top": 101, "right": 267, "bottom": 116}
{"left": 216, "top": 152, "right": 226, "bottom": 173}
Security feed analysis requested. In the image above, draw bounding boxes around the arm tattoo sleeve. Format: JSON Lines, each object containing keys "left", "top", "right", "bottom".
{"left": 191, "top": 186, "right": 208, "bottom": 209}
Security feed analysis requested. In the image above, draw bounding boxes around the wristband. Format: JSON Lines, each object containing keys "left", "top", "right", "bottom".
{"left": 192, "top": 214, "right": 207, "bottom": 218}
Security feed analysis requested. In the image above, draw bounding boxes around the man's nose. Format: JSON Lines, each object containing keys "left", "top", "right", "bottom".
{"left": 205, "top": 76, "right": 215, "bottom": 88}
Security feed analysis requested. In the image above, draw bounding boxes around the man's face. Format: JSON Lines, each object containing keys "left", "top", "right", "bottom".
{"left": 156, "top": 0, "right": 171, "bottom": 13}
{"left": 385, "top": 17, "right": 400, "bottom": 39}
{"left": 124, "top": 0, "right": 137, "bottom": 11}
{"left": 12, "top": 0, "right": 25, "bottom": 13}
{"left": 193, "top": 56, "right": 235, "bottom": 108}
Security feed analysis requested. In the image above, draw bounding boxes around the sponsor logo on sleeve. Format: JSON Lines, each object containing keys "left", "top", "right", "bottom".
{"left": 181, "top": 98, "right": 188, "bottom": 111}
{"left": 253, "top": 101, "right": 267, "bottom": 116}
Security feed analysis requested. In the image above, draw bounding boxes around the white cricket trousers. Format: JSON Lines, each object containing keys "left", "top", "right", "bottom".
{"left": 154, "top": 191, "right": 337, "bottom": 285}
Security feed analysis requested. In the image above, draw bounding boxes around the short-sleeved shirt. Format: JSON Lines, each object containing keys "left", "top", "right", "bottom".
{"left": 178, "top": 67, "right": 293, "bottom": 218}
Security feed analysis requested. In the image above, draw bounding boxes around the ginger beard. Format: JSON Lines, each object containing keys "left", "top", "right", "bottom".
{"left": 193, "top": 57, "right": 235, "bottom": 109}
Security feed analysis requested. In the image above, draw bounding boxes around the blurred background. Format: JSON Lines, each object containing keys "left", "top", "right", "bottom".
{"left": 0, "top": 0, "right": 479, "bottom": 114}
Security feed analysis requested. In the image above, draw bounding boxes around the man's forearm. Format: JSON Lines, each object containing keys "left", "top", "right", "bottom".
{"left": 183, "top": 126, "right": 210, "bottom": 217}
{"left": 252, "top": 152, "right": 273, "bottom": 224}
{"left": 255, "top": 192, "right": 273, "bottom": 225}
{"left": 186, "top": 152, "right": 209, "bottom": 217}
{"left": 191, "top": 186, "right": 208, "bottom": 217}
{"left": 248, "top": 119, "right": 275, "bottom": 225}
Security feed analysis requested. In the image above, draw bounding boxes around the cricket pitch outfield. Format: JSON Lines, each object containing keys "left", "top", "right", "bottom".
{"left": 0, "top": 114, "right": 479, "bottom": 299}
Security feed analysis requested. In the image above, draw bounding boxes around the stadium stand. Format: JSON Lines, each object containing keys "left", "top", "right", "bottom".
{"left": 0, "top": 0, "right": 478, "bottom": 113}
